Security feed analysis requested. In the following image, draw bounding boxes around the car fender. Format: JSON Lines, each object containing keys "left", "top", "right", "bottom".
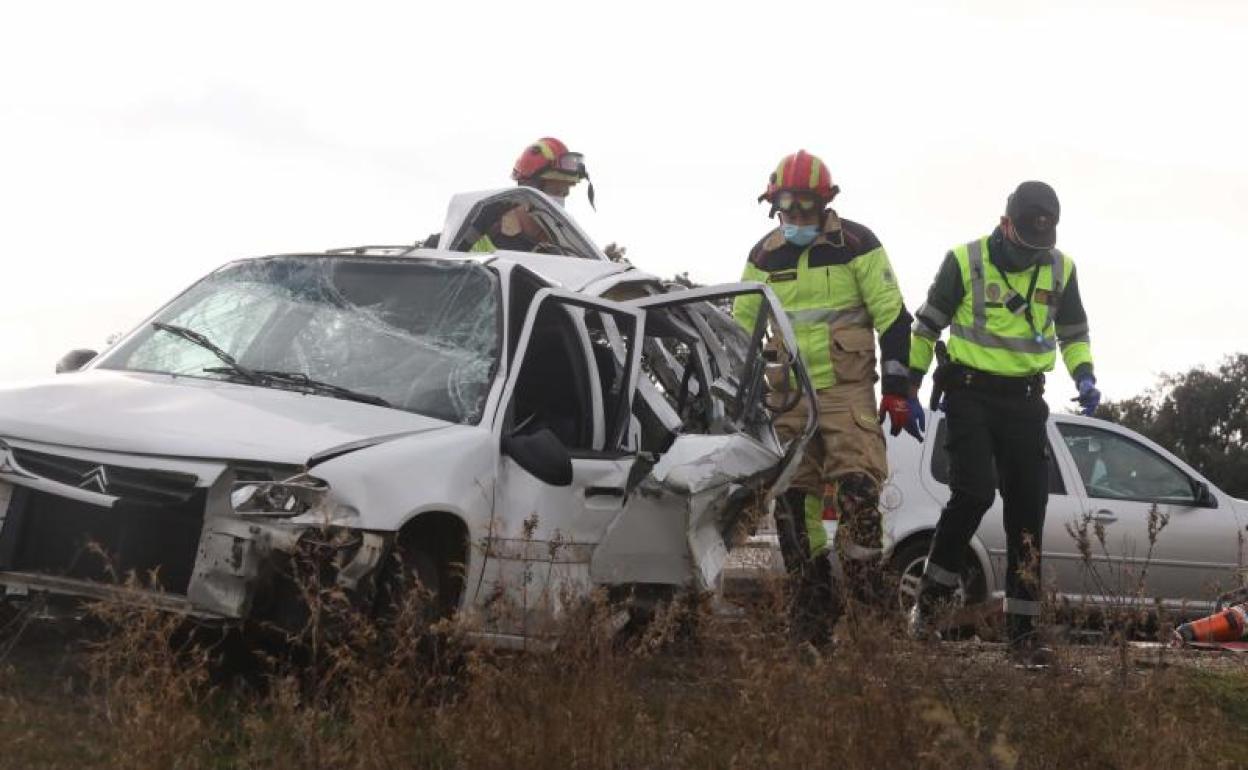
{"left": 310, "top": 425, "right": 496, "bottom": 536}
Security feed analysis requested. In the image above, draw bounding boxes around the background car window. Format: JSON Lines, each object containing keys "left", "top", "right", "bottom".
{"left": 929, "top": 419, "right": 1067, "bottom": 495}
{"left": 1058, "top": 424, "right": 1197, "bottom": 503}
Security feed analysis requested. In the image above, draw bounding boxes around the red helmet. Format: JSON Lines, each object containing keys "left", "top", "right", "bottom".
{"left": 758, "top": 150, "right": 839, "bottom": 215}
{"left": 511, "top": 137, "right": 595, "bottom": 208}
{"left": 512, "top": 137, "right": 584, "bottom": 183}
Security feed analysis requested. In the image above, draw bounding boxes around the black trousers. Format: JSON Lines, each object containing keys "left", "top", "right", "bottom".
{"left": 922, "top": 386, "right": 1049, "bottom": 642}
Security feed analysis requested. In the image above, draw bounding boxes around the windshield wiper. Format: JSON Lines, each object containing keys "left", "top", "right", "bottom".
{"left": 249, "top": 370, "right": 393, "bottom": 409}
{"left": 152, "top": 322, "right": 264, "bottom": 384}
{"left": 154, "top": 322, "right": 393, "bottom": 409}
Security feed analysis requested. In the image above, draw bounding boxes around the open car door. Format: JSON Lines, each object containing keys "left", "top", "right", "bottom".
{"left": 590, "top": 282, "right": 816, "bottom": 591}
{"left": 482, "top": 287, "right": 644, "bottom": 640}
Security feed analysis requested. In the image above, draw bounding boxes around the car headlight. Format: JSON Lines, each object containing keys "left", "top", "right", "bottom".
{"left": 231, "top": 473, "right": 329, "bottom": 517}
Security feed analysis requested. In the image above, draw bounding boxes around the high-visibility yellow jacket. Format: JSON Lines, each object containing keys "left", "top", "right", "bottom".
{"left": 733, "top": 213, "right": 913, "bottom": 395}
{"left": 910, "top": 229, "right": 1094, "bottom": 380}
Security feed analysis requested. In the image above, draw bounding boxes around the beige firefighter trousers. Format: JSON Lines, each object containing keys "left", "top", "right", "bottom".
{"left": 771, "top": 383, "right": 888, "bottom": 493}
{"left": 769, "top": 382, "right": 888, "bottom": 559}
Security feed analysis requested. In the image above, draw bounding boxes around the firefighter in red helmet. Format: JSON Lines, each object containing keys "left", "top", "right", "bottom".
{"left": 469, "top": 137, "right": 594, "bottom": 253}
{"left": 733, "top": 150, "right": 923, "bottom": 646}
{"left": 511, "top": 137, "right": 594, "bottom": 207}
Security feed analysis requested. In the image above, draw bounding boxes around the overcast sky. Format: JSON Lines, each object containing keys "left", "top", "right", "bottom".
{"left": 2, "top": 1, "right": 1245, "bottom": 406}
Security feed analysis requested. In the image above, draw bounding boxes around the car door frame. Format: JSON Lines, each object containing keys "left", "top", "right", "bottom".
{"left": 477, "top": 288, "right": 644, "bottom": 639}
{"left": 581, "top": 283, "right": 816, "bottom": 591}
{"left": 625, "top": 281, "right": 817, "bottom": 502}
{"left": 438, "top": 188, "right": 606, "bottom": 260}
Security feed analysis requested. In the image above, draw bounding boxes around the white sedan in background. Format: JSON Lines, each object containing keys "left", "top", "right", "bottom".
{"left": 881, "top": 410, "right": 1247, "bottom": 618}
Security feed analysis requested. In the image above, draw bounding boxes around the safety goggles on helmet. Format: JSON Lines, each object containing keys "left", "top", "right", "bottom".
{"left": 553, "top": 151, "right": 586, "bottom": 176}
{"left": 537, "top": 152, "right": 587, "bottom": 184}
{"left": 538, "top": 155, "right": 595, "bottom": 209}
{"left": 772, "top": 191, "right": 822, "bottom": 214}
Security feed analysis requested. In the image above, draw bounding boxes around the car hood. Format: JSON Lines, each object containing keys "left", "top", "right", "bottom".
{"left": 0, "top": 371, "right": 455, "bottom": 465}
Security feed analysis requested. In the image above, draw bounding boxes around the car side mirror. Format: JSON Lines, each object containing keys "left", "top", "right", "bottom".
{"left": 55, "top": 349, "right": 98, "bottom": 373}
{"left": 501, "top": 427, "right": 573, "bottom": 487}
{"left": 1194, "top": 480, "right": 1219, "bottom": 509}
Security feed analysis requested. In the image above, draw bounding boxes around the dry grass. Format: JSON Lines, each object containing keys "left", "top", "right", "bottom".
{"left": 2, "top": 564, "right": 1248, "bottom": 769}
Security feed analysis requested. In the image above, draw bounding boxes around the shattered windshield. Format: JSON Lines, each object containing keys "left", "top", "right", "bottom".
{"left": 97, "top": 257, "right": 500, "bottom": 424}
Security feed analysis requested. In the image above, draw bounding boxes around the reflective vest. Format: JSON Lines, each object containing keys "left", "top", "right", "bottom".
{"left": 947, "top": 236, "right": 1073, "bottom": 376}
{"left": 733, "top": 221, "right": 905, "bottom": 391}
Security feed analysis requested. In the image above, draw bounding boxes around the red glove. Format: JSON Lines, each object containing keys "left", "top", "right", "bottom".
{"left": 878, "top": 394, "right": 925, "bottom": 441}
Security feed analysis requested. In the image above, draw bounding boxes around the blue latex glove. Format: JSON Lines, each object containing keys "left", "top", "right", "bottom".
{"left": 1073, "top": 376, "right": 1101, "bottom": 416}
{"left": 906, "top": 395, "right": 927, "bottom": 440}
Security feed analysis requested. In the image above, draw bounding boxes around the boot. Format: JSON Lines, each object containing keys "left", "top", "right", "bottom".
{"left": 907, "top": 581, "right": 955, "bottom": 642}
{"left": 830, "top": 474, "right": 886, "bottom": 610}
{"left": 791, "top": 553, "right": 842, "bottom": 648}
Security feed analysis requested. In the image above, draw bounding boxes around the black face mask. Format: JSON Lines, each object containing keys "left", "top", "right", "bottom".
{"left": 1000, "top": 237, "right": 1047, "bottom": 272}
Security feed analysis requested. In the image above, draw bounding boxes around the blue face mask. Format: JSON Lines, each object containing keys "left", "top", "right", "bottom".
{"left": 781, "top": 223, "right": 820, "bottom": 247}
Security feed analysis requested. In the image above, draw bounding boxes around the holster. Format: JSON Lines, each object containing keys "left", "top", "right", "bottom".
{"left": 929, "top": 341, "right": 951, "bottom": 411}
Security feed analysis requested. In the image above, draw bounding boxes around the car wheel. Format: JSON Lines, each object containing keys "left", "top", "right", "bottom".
{"left": 891, "top": 537, "right": 985, "bottom": 613}
{"left": 378, "top": 539, "right": 451, "bottom": 625}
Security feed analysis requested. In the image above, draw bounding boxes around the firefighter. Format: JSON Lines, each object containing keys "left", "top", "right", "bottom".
{"left": 733, "top": 150, "right": 923, "bottom": 645}
{"left": 469, "top": 137, "right": 595, "bottom": 253}
{"left": 907, "top": 180, "right": 1100, "bottom": 666}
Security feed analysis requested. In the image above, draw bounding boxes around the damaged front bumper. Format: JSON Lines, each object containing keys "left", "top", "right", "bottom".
{"left": 0, "top": 511, "right": 392, "bottom": 625}
{"left": 185, "top": 515, "right": 389, "bottom": 620}
{"left": 0, "top": 450, "right": 393, "bottom": 626}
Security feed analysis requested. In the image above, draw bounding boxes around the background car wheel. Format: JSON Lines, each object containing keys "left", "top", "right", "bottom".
{"left": 891, "top": 536, "right": 986, "bottom": 613}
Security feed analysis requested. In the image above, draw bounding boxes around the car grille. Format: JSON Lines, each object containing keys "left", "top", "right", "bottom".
{"left": 0, "top": 486, "right": 205, "bottom": 595}
{"left": 11, "top": 448, "right": 199, "bottom": 505}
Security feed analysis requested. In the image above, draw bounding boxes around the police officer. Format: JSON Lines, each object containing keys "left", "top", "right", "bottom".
{"left": 733, "top": 150, "right": 923, "bottom": 645}
{"left": 907, "top": 181, "right": 1101, "bottom": 665}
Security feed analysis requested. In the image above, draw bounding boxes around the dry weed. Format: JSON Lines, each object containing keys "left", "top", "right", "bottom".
{"left": 4, "top": 536, "right": 1241, "bottom": 770}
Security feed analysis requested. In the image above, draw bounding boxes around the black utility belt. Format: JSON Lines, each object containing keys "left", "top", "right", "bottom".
{"left": 940, "top": 365, "right": 1045, "bottom": 397}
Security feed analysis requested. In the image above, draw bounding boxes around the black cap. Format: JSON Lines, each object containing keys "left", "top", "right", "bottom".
{"left": 1006, "top": 180, "right": 1060, "bottom": 248}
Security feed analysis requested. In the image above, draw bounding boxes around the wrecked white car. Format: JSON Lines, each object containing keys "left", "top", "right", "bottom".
{"left": 0, "top": 189, "right": 814, "bottom": 646}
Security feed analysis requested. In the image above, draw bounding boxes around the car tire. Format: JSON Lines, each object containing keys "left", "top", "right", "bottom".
{"left": 382, "top": 539, "right": 451, "bottom": 624}
{"left": 890, "top": 536, "right": 986, "bottom": 614}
